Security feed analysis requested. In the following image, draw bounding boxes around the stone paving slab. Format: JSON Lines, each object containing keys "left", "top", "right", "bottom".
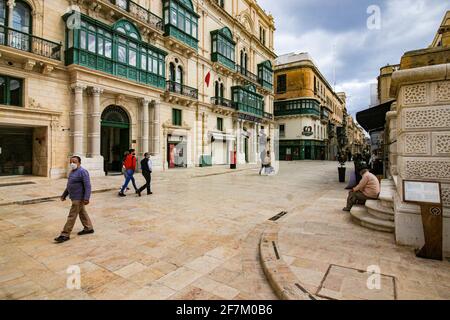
{"left": 1, "top": 161, "right": 449, "bottom": 300}
{"left": 0, "top": 165, "right": 256, "bottom": 206}
{"left": 274, "top": 174, "right": 450, "bottom": 300}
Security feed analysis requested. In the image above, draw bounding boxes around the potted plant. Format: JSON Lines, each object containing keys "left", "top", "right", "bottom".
{"left": 337, "top": 152, "right": 346, "bottom": 183}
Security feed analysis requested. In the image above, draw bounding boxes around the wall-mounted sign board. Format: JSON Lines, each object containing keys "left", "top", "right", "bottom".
{"left": 403, "top": 180, "right": 442, "bottom": 205}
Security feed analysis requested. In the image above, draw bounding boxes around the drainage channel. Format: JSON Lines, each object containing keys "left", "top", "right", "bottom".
{"left": 0, "top": 181, "right": 36, "bottom": 188}
{"left": 295, "top": 283, "right": 317, "bottom": 300}
{"left": 269, "top": 211, "right": 288, "bottom": 221}
{"left": 21, "top": 198, "right": 56, "bottom": 205}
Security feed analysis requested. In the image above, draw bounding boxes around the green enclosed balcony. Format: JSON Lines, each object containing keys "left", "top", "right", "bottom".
{"left": 274, "top": 99, "right": 321, "bottom": 117}
{"left": 321, "top": 108, "right": 330, "bottom": 122}
{"left": 211, "top": 27, "right": 235, "bottom": 71}
{"left": 258, "top": 61, "right": 273, "bottom": 91}
{"left": 163, "top": 0, "right": 199, "bottom": 50}
{"left": 232, "top": 85, "right": 264, "bottom": 118}
{"left": 63, "top": 13, "right": 167, "bottom": 89}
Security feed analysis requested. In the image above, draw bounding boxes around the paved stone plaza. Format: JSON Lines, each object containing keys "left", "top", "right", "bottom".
{"left": 0, "top": 161, "right": 449, "bottom": 300}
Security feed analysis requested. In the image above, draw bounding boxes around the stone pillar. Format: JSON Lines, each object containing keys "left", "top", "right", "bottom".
{"left": 88, "top": 87, "right": 103, "bottom": 157}
{"left": 141, "top": 98, "right": 150, "bottom": 155}
{"left": 386, "top": 103, "right": 398, "bottom": 177}
{"left": 6, "top": 0, "right": 15, "bottom": 29}
{"left": 390, "top": 63, "right": 450, "bottom": 253}
{"left": 151, "top": 100, "right": 160, "bottom": 156}
{"left": 71, "top": 84, "right": 86, "bottom": 156}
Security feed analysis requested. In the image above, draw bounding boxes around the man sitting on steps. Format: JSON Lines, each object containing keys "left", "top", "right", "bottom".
{"left": 343, "top": 168, "right": 380, "bottom": 212}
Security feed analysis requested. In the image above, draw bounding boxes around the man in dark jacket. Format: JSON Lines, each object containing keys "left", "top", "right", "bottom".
{"left": 55, "top": 156, "right": 93, "bottom": 243}
{"left": 137, "top": 153, "right": 153, "bottom": 196}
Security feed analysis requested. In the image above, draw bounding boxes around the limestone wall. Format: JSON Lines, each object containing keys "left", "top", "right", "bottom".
{"left": 390, "top": 63, "right": 450, "bottom": 253}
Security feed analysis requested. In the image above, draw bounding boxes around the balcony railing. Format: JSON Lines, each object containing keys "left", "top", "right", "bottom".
{"left": 211, "top": 96, "right": 235, "bottom": 109}
{"left": 236, "top": 65, "right": 258, "bottom": 83}
{"left": 166, "top": 80, "right": 198, "bottom": 99}
{"left": 109, "top": 0, "right": 163, "bottom": 31}
{"left": 0, "top": 26, "right": 61, "bottom": 61}
{"left": 264, "top": 112, "right": 273, "bottom": 120}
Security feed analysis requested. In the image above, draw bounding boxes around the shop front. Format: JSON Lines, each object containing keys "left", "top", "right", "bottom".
{"left": 279, "top": 140, "right": 327, "bottom": 161}
{"left": 167, "top": 134, "right": 187, "bottom": 168}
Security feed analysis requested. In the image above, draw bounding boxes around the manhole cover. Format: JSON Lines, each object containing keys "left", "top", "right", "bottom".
{"left": 316, "top": 264, "right": 397, "bottom": 300}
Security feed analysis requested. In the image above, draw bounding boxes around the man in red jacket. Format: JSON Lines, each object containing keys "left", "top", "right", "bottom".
{"left": 118, "top": 149, "right": 140, "bottom": 197}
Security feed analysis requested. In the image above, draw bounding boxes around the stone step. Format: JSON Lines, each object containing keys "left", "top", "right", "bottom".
{"left": 350, "top": 206, "right": 395, "bottom": 233}
{"left": 366, "top": 200, "right": 395, "bottom": 221}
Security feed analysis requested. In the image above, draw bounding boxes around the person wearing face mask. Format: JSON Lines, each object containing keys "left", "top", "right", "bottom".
{"left": 54, "top": 156, "right": 93, "bottom": 243}
{"left": 118, "top": 149, "right": 139, "bottom": 197}
{"left": 137, "top": 152, "right": 153, "bottom": 196}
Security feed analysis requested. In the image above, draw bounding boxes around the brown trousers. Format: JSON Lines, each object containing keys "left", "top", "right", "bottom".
{"left": 346, "top": 191, "right": 373, "bottom": 210}
{"left": 61, "top": 200, "right": 93, "bottom": 237}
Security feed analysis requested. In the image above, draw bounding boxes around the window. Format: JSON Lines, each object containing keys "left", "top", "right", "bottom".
{"left": 0, "top": 75, "right": 23, "bottom": 107}
{"left": 211, "top": 27, "right": 235, "bottom": 68}
{"left": 172, "top": 108, "right": 182, "bottom": 126}
{"left": 163, "top": 0, "right": 198, "bottom": 40}
{"left": 217, "top": 117, "right": 223, "bottom": 131}
{"left": 279, "top": 124, "right": 285, "bottom": 137}
{"left": 12, "top": 1, "right": 31, "bottom": 33}
{"left": 276, "top": 74, "right": 287, "bottom": 93}
{"left": 258, "top": 61, "right": 273, "bottom": 89}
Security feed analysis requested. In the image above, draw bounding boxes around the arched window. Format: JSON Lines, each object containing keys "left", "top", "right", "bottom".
{"left": 113, "top": 19, "right": 141, "bottom": 40}
{"left": 176, "top": 65, "right": 183, "bottom": 84}
{"left": 214, "top": 81, "right": 219, "bottom": 98}
{"left": 220, "top": 83, "right": 224, "bottom": 98}
{"left": 12, "top": 1, "right": 31, "bottom": 33}
{"left": 169, "top": 62, "right": 176, "bottom": 82}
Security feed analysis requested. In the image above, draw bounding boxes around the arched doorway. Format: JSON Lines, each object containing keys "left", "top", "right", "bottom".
{"left": 101, "top": 105, "right": 130, "bottom": 174}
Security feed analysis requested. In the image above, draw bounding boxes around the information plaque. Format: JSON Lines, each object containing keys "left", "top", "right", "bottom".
{"left": 402, "top": 180, "right": 443, "bottom": 261}
{"left": 403, "top": 180, "right": 441, "bottom": 204}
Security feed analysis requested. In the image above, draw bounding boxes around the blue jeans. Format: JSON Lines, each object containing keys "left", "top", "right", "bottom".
{"left": 120, "top": 170, "right": 137, "bottom": 193}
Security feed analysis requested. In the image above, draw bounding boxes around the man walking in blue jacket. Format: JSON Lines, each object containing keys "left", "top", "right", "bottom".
{"left": 54, "top": 156, "right": 94, "bottom": 243}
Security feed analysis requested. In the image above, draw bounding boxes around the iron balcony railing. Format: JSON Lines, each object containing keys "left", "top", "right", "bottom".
{"left": 264, "top": 112, "right": 273, "bottom": 120}
{"left": 109, "top": 0, "right": 163, "bottom": 31}
{"left": 166, "top": 80, "right": 198, "bottom": 99}
{"left": 236, "top": 65, "right": 258, "bottom": 83}
{"left": 0, "top": 25, "right": 61, "bottom": 61}
{"left": 211, "top": 96, "right": 235, "bottom": 109}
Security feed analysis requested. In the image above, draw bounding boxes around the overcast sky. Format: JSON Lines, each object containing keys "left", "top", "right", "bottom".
{"left": 258, "top": 0, "right": 450, "bottom": 117}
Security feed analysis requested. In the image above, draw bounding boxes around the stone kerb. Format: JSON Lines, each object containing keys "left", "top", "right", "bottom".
{"left": 259, "top": 222, "right": 315, "bottom": 300}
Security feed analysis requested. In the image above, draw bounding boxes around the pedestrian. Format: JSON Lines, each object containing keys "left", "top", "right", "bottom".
{"left": 118, "top": 149, "right": 139, "bottom": 197}
{"left": 137, "top": 152, "right": 153, "bottom": 196}
{"left": 121, "top": 150, "right": 131, "bottom": 192}
{"left": 260, "top": 151, "right": 273, "bottom": 175}
{"left": 342, "top": 168, "right": 380, "bottom": 212}
{"left": 54, "top": 156, "right": 94, "bottom": 243}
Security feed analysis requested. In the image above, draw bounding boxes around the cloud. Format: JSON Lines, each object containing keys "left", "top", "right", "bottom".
{"left": 258, "top": 0, "right": 450, "bottom": 115}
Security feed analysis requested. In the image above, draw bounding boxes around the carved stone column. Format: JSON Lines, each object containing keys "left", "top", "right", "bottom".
{"left": 88, "top": 87, "right": 103, "bottom": 157}
{"left": 141, "top": 98, "right": 150, "bottom": 155}
{"left": 151, "top": 100, "right": 160, "bottom": 156}
{"left": 6, "top": 0, "right": 15, "bottom": 29}
{"left": 71, "top": 84, "right": 86, "bottom": 156}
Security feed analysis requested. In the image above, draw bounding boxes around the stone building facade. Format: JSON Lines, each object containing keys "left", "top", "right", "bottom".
{"left": 386, "top": 11, "right": 450, "bottom": 253}
{"left": 273, "top": 52, "right": 346, "bottom": 161}
{"left": 0, "top": 0, "right": 276, "bottom": 178}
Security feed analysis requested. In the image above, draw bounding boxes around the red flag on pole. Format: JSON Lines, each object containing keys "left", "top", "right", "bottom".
{"left": 205, "top": 70, "right": 211, "bottom": 87}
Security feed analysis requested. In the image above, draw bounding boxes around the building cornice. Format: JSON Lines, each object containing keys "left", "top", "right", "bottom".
{"left": 389, "top": 63, "right": 449, "bottom": 98}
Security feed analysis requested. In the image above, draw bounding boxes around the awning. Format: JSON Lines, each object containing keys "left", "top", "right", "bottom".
{"left": 209, "top": 132, "right": 236, "bottom": 141}
{"left": 356, "top": 100, "right": 394, "bottom": 132}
